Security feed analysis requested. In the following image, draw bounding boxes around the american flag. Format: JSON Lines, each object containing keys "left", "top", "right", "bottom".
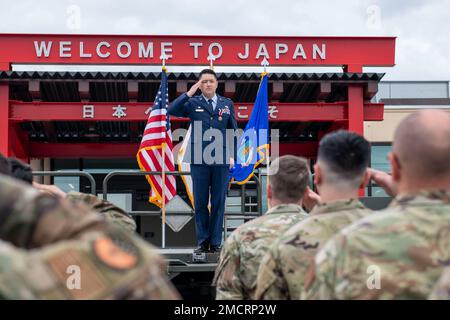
{"left": 136, "top": 69, "right": 176, "bottom": 207}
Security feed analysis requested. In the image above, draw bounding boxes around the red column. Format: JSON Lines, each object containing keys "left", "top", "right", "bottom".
{"left": 344, "top": 63, "right": 365, "bottom": 135}
{"left": 0, "top": 82, "right": 10, "bottom": 157}
{"left": 10, "top": 124, "right": 29, "bottom": 163}
{"left": 347, "top": 85, "right": 364, "bottom": 136}
{"left": 347, "top": 84, "right": 367, "bottom": 197}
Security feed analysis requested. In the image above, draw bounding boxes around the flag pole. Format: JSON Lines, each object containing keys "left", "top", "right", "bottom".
{"left": 265, "top": 143, "right": 270, "bottom": 210}
{"left": 207, "top": 54, "right": 216, "bottom": 70}
{"left": 161, "top": 142, "right": 166, "bottom": 248}
{"left": 160, "top": 53, "right": 168, "bottom": 248}
{"left": 261, "top": 57, "right": 270, "bottom": 210}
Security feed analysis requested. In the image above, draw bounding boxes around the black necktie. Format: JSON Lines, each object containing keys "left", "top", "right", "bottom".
{"left": 208, "top": 99, "right": 214, "bottom": 111}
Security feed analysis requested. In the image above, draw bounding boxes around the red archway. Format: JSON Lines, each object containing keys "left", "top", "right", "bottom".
{"left": 0, "top": 34, "right": 396, "bottom": 160}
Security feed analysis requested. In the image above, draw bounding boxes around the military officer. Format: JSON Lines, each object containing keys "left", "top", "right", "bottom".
{"left": 168, "top": 69, "right": 238, "bottom": 253}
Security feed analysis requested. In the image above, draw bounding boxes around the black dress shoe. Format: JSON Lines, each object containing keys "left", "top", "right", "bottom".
{"left": 194, "top": 243, "right": 209, "bottom": 254}
{"left": 209, "top": 245, "right": 222, "bottom": 253}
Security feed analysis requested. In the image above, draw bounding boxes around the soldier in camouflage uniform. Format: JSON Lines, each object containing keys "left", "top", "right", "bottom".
{"left": 304, "top": 110, "right": 450, "bottom": 300}
{"left": 429, "top": 267, "right": 450, "bottom": 300}
{"left": 0, "top": 174, "right": 180, "bottom": 299}
{"left": 5, "top": 157, "right": 136, "bottom": 232}
{"left": 213, "top": 155, "right": 310, "bottom": 299}
{"left": 256, "top": 131, "right": 372, "bottom": 299}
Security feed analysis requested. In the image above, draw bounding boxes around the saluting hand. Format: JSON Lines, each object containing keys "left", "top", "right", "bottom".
{"left": 303, "top": 187, "right": 321, "bottom": 212}
{"left": 186, "top": 80, "right": 202, "bottom": 97}
{"left": 32, "top": 182, "right": 67, "bottom": 199}
{"left": 367, "top": 168, "right": 398, "bottom": 197}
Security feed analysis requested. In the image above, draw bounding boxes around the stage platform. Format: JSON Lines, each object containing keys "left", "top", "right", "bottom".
{"left": 158, "top": 247, "right": 220, "bottom": 276}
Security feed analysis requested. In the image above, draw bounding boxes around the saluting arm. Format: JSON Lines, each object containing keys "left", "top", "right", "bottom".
{"left": 168, "top": 93, "right": 191, "bottom": 117}
{"left": 65, "top": 191, "right": 137, "bottom": 232}
{"left": 168, "top": 80, "right": 202, "bottom": 118}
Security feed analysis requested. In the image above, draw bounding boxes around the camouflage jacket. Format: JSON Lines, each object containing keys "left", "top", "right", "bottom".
{"left": 66, "top": 191, "right": 136, "bottom": 232}
{"left": 0, "top": 176, "right": 106, "bottom": 249}
{"left": 213, "top": 203, "right": 308, "bottom": 300}
{"left": 303, "top": 190, "right": 450, "bottom": 300}
{"left": 0, "top": 180, "right": 135, "bottom": 248}
{"left": 0, "top": 175, "right": 180, "bottom": 299}
{"left": 0, "top": 228, "right": 180, "bottom": 299}
{"left": 255, "top": 199, "right": 370, "bottom": 300}
{"left": 429, "top": 267, "right": 450, "bottom": 300}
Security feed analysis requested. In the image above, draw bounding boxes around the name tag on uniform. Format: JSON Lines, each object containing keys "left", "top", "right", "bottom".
{"left": 195, "top": 107, "right": 204, "bottom": 112}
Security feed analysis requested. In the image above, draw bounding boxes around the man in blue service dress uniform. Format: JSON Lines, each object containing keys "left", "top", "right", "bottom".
{"left": 168, "top": 69, "right": 238, "bottom": 253}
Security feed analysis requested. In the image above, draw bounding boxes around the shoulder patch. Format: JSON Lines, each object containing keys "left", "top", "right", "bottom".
{"left": 93, "top": 235, "right": 140, "bottom": 271}
{"left": 47, "top": 248, "right": 108, "bottom": 299}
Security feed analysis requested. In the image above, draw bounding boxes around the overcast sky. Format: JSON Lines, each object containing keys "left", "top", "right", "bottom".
{"left": 1, "top": 0, "right": 449, "bottom": 81}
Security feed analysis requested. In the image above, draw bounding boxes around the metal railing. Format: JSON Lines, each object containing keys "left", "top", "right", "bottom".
{"left": 102, "top": 170, "right": 191, "bottom": 201}
{"left": 102, "top": 170, "right": 264, "bottom": 247}
{"left": 32, "top": 169, "right": 265, "bottom": 248}
{"left": 102, "top": 170, "right": 195, "bottom": 248}
{"left": 223, "top": 174, "right": 263, "bottom": 239}
{"left": 32, "top": 171, "right": 96, "bottom": 195}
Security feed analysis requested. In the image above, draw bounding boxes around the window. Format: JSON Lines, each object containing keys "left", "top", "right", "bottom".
{"left": 52, "top": 159, "right": 81, "bottom": 193}
{"left": 54, "top": 175, "right": 80, "bottom": 193}
{"left": 368, "top": 144, "right": 392, "bottom": 197}
{"left": 371, "top": 145, "right": 392, "bottom": 172}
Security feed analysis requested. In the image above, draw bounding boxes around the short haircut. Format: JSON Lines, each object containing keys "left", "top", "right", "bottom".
{"left": 199, "top": 68, "right": 217, "bottom": 80}
{"left": 7, "top": 157, "right": 33, "bottom": 184}
{"left": 393, "top": 110, "right": 450, "bottom": 179}
{"left": 269, "top": 155, "right": 309, "bottom": 203}
{"left": 0, "top": 153, "right": 9, "bottom": 175}
{"left": 318, "top": 130, "right": 371, "bottom": 188}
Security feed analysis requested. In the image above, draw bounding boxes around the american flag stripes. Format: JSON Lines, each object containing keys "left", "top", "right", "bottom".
{"left": 136, "top": 69, "right": 176, "bottom": 207}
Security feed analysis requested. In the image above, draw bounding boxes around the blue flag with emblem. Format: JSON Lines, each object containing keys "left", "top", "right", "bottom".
{"left": 229, "top": 73, "right": 269, "bottom": 184}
